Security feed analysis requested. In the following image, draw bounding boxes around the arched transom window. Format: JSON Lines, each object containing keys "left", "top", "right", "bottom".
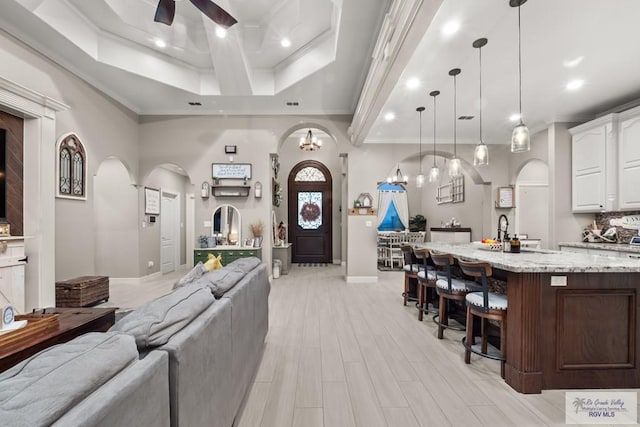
{"left": 294, "top": 166, "right": 326, "bottom": 182}
{"left": 57, "top": 133, "right": 87, "bottom": 199}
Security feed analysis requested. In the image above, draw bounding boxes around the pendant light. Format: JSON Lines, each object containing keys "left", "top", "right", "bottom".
{"left": 416, "top": 106, "right": 426, "bottom": 188}
{"left": 510, "top": 0, "right": 530, "bottom": 153}
{"left": 428, "top": 90, "right": 440, "bottom": 183}
{"left": 448, "top": 68, "right": 462, "bottom": 177}
{"left": 473, "top": 38, "right": 489, "bottom": 166}
{"left": 387, "top": 164, "right": 408, "bottom": 185}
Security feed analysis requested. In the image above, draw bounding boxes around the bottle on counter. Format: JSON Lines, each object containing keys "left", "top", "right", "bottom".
{"left": 510, "top": 236, "right": 521, "bottom": 253}
{"left": 502, "top": 234, "right": 511, "bottom": 252}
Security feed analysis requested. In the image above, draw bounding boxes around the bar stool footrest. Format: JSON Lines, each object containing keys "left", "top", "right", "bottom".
{"left": 432, "top": 314, "right": 466, "bottom": 331}
{"left": 462, "top": 336, "right": 505, "bottom": 361}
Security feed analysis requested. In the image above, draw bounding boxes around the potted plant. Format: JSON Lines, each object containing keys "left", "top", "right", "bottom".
{"left": 409, "top": 214, "right": 426, "bottom": 232}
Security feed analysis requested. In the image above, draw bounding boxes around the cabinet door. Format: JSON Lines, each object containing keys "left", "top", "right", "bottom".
{"left": 572, "top": 127, "right": 606, "bottom": 212}
{"left": 619, "top": 116, "right": 640, "bottom": 210}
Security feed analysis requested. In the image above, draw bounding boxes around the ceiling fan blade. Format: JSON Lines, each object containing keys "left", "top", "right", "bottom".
{"left": 154, "top": 0, "right": 175, "bottom": 26}
{"left": 189, "top": 0, "right": 238, "bottom": 28}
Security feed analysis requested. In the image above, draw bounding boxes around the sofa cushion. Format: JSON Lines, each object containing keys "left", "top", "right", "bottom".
{"left": 174, "top": 261, "right": 207, "bottom": 289}
{"left": 109, "top": 285, "right": 215, "bottom": 349}
{"left": 193, "top": 267, "right": 246, "bottom": 298}
{"left": 0, "top": 332, "right": 138, "bottom": 427}
{"left": 225, "top": 257, "right": 261, "bottom": 273}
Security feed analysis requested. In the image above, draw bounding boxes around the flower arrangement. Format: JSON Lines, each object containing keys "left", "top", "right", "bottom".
{"left": 250, "top": 221, "right": 264, "bottom": 237}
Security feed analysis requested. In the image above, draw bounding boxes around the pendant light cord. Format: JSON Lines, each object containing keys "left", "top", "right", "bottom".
{"left": 419, "top": 109, "right": 423, "bottom": 173}
{"left": 518, "top": 4, "right": 522, "bottom": 118}
{"left": 479, "top": 44, "right": 483, "bottom": 142}
{"left": 433, "top": 96, "right": 437, "bottom": 166}
{"left": 453, "top": 73, "right": 457, "bottom": 157}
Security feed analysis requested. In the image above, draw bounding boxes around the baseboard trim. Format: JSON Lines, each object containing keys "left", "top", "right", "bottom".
{"left": 346, "top": 275, "right": 378, "bottom": 283}
{"left": 111, "top": 271, "right": 162, "bottom": 286}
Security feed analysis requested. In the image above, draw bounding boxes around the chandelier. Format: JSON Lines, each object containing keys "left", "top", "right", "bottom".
{"left": 299, "top": 129, "right": 322, "bottom": 151}
{"left": 387, "top": 164, "right": 408, "bottom": 185}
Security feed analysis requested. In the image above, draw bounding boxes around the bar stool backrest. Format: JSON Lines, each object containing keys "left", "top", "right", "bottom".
{"left": 413, "top": 247, "right": 429, "bottom": 271}
{"left": 457, "top": 259, "right": 492, "bottom": 313}
{"left": 400, "top": 244, "right": 415, "bottom": 267}
{"left": 430, "top": 252, "right": 455, "bottom": 291}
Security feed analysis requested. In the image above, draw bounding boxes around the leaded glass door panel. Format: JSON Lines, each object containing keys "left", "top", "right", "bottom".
{"left": 288, "top": 160, "right": 332, "bottom": 264}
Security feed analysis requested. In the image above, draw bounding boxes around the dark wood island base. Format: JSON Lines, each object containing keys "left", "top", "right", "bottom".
{"left": 422, "top": 242, "right": 640, "bottom": 394}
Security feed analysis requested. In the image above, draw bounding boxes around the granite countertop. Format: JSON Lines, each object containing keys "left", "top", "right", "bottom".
{"left": 419, "top": 242, "right": 640, "bottom": 273}
{"left": 558, "top": 241, "right": 640, "bottom": 254}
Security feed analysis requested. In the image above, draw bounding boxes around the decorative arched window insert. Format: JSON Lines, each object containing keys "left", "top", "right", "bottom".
{"left": 56, "top": 133, "right": 87, "bottom": 200}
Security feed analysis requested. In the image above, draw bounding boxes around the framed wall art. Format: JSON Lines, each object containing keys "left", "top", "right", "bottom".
{"left": 211, "top": 163, "right": 252, "bottom": 180}
{"left": 144, "top": 187, "right": 161, "bottom": 215}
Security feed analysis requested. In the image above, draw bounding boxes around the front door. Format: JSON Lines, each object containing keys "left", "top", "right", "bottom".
{"left": 288, "top": 161, "right": 332, "bottom": 264}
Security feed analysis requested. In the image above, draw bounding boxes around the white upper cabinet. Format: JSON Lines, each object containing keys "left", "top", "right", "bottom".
{"left": 570, "top": 115, "right": 617, "bottom": 213}
{"left": 618, "top": 106, "right": 640, "bottom": 210}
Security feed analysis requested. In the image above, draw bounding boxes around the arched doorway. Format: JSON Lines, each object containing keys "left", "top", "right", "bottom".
{"left": 288, "top": 160, "right": 332, "bottom": 264}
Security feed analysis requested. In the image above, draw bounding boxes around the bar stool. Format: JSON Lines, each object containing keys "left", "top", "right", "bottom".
{"left": 457, "top": 259, "right": 508, "bottom": 378}
{"left": 400, "top": 244, "right": 420, "bottom": 306}
{"left": 413, "top": 247, "right": 436, "bottom": 321}
{"left": 430, "top": 252, "right": 473, "bottom": 339}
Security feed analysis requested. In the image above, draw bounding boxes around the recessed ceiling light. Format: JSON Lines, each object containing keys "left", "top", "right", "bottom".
{"left": 406, "top": 77, "right": 420, "bottom": 90}
{"left": 155, "top": 39, "right": 167, "bottom": 48}
{"left": 509, "top": 113, "right": 521, "bottom": 122}
{"left": 442, "top": 20, "right": 460, "bottom": 36}
{"left": 216, "top": 27, "right": 227, "bottom": 39}
{"left": 384, "top": 112, "right": 395, "bottom": 121}
{"left": 281, "top": 38, "right": 291, "bottom": 48}
{"left": 566, "top": 79, "right": 584, "bottom": 91}
{"left": 563, "top": 56, "right": 584, "bottom": 68}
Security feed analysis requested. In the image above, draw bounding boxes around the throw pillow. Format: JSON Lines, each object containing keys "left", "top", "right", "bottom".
{"left": 204, "top": 253, "right": 223, "bottom": 271}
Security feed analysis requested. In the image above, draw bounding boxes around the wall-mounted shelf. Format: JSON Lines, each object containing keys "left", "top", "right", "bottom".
{"left": 212, "top": 185, "right": 250, "bottom": 197}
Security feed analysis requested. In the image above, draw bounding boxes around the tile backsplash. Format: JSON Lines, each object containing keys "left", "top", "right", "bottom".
{"left": 595, "top": 211, "right": 640, "bottom": 243}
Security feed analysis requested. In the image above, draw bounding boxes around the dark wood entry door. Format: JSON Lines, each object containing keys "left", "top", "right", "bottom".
{"left": 288, "top": 161, "right": 332, "bottom": 264}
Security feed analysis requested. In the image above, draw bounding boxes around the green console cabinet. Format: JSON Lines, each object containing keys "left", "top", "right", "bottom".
{"left": 194, "top": 246, "right": 262, "bottom": 267}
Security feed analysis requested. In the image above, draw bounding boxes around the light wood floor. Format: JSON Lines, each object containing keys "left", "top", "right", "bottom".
{"left": 103, "top": 265, "right": 637, "bottom": 427}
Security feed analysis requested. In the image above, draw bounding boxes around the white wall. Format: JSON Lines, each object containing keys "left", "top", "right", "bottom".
{"left": 0, "top": 30, "right": 140, "bottom": 284}
{"left": 94, "top": 158, "right": 139, "bottom": 278}
{"left": 140, "top": 167, "right": 190, "bottom": 276}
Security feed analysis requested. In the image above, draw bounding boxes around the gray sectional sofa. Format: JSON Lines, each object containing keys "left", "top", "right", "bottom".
{"left": 0, "top": 258, "right": 270, "bottom": 427}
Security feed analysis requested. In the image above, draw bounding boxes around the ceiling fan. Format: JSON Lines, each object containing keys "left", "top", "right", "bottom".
{"left": 154, "top": 0, "right": 238, "bottom": 28}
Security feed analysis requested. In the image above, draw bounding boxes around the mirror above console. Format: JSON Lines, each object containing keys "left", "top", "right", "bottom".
{"left": 212, "top": 204, "right": 241, "bottom": 246}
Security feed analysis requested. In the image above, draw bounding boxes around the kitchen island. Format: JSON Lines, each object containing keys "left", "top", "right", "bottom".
{"left": 420, "top": 242, "right": 640, "bottom": 394}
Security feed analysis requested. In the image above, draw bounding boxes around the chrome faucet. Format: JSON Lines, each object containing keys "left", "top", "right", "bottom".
{"left": 498, "top": 214, "right": 509, "bottom": 241}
